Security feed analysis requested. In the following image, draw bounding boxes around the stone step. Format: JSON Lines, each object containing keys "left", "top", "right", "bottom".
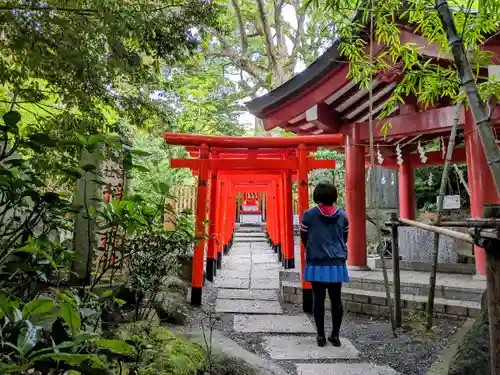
{"left": 279, "top": 269, "right": 485, "bottom": 302}
{"left": 263, "top": 335, "right": 359, "bottom": 360}
{"left": 216, "top": 299, "right": 283, "bottom": 314}
{"left": 234, "top": 238, "right": 268, "bottom": 242}
{"left": 280, "top": 281, "right": 480, "bottom": 319}
{"left": 233, "top": 314, "right": 316, "bottom": 333}
{"left": 234, "top": 232, "right": 266, "bottom": 237}
{"left": 296, "top": 363, "right": 399, "bottom": 375}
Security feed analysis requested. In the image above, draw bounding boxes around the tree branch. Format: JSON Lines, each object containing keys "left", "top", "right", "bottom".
{"left": 255, "top": 0, "right": 281, "bottom": 75}
{"left": 273, "top": 0, "right": 286, "bottom": 58}
{"left": 208, "top": 31, "right": 268, "bottom": 87}
{"left": 231, "top": 0, "right": 248, "bottom": 54}
{"left": 290, "top": 0, "right": 306, "bottom": 72}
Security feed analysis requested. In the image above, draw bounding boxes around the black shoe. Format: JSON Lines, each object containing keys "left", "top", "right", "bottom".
{"left": 317, "top": 336, "right": 327, "bottom": 347}
{"left": 328, "top": 335, "right": 341, "bottom": 347}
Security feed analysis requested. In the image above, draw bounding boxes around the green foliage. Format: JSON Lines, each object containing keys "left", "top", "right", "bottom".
{"left": 309, "top": 0, "right": 500, "bottom": 118}
{"left": 310, "top": 148, "right": 346, "bottom": 208}
{"left": 117, "top": 323, "right": 206, "bottom": 375}
{"left": 0, "top": 290, "right": 134, "bottom": 374}
{"left": 0, "top": 108, "right": 197, "bottom": 374}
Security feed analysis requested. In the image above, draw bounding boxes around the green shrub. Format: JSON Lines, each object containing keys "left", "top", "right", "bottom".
{"left": 117, "top": 323, "right": 205, "bottom": 375}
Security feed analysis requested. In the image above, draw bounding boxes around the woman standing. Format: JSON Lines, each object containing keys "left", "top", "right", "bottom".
{"left": 300, "top": 182, "right": 349, "bottom": 347}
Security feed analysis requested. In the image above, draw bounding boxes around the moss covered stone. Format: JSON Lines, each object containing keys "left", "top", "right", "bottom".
{"left": 117, "top": 323, "right": 205, "bottom": 375}
{"left": 447, "top": 293, "right": 490, "bottom": 375}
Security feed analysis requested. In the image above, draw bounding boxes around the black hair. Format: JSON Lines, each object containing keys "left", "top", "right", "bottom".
{"left": 313, "top": 182, "right": 338, "bottom": 206}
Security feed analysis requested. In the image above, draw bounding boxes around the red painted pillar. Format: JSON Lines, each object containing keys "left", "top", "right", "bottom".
{"left": 398, "top": 159, "right": 415, "bottom": 219}
{"left": 283, "top": 170, "right": 295, "bottom": 268}
{"left": 216, "top": 180, "right": 227, "bottom": 268}
{"left": 265, "top": 191, "right": 272, "bottom": 240}
{"left": 217, "top": 181, "right": 229, "bottom": 262}
{"left": 345, "top": 124, "right": 368, "bottom": 269}
{"left": 298, "top": 144, "right": 312, "bottom": 311}
{"left": 206, "top": 169, "right": 218, "bottom": 281}
{"left": 465, "top": 110, "right": 499, "bottom": 276}
{"left": 191, "top": 144, "right": 209, "bottom": 305}
{"left": 270, "top": 189, "right": 277, "bottom": 248}
{"left": 277, "top": 178, "right": 285, "bottom": 261}
{"left": 228, "top": 188, "right": 236, "bottom": 249}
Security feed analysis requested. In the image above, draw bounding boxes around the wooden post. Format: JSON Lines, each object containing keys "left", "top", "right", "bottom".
{"left": 206, "top": 169, "right": 218, "bottom": 281}
{"left": 298, "top": 144, "right": 312, "bottom": 312}
{"left": 191, "top": 144, "right": 210, "bottom": 305}
{"left": 484, "top": 204, "right": 500, "bottom": 375}
{"left": 390, "top": 213, "right": 402, "bottom": 327}
{"left": 277, "top": 178, "right": 285, "bottom": 262}
{"left": 216, "top": 180, "right": 226, "bottom": 269}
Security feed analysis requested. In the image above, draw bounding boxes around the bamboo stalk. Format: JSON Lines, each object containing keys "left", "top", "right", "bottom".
{"left": 435, "top": 0, "right": 500, "bottom": 198}
{"left": 367, "top": 2, "right": 396, "bottom": 336}
{"left": 390, "top": 213, "right": 402, "bottom": 327}
{"left": 427, "top": 99, "right": 462, "bottom": 330}
{"left": 483, "top": 204, "right": 500, "bottom": 375}
{"left": 399, "top": 218, "right": 474, "bottom": 244}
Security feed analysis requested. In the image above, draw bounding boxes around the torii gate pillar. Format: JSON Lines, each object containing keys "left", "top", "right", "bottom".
{"left": 283, "top": 170, "right": 295, "bottom": 268}
{"left": 192, "top": 144, "right": 209, "bottom": 305}
{"left": 465, "top": 110, "right": 500, "bottom": 276}
{"left": 345, "top": 124, "right": 368, "bottom": 269}
{"left": 399, "top": 159, "right": 415, "bottom": 220}
{"left": 206, "top": 169, "right": 218, "bottom": 281}
{"left": 298, "top": 144, "right": 313, "bottom": 311}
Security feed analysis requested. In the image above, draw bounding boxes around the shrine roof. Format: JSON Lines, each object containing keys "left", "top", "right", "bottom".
{"left": 245, "top": 39, "right": 345, "bottom": 119}
{"left": 245, "top": 22, "right": 500, "bottom": 149}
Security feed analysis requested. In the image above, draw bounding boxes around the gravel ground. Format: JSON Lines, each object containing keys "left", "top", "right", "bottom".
{"left": 184, "top": 281, "right": 463, "bottom": 375}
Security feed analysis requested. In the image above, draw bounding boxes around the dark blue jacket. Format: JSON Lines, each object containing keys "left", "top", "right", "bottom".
{"left": 300, "top": 206, "right": 349, "bottom": 266}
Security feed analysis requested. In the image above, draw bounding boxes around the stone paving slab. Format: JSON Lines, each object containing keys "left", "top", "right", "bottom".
{"left": 234, "top": 314, "right": 316, "bottom": 333}
{"left": 251, "top": 270, "right": 279, "bottom": 279}
{"left": 252, "top": 258, "right": 279, "bottom": 264}
{"left": 216, "top": 299, "right": 283, "bottom": 314}
{"left": 250, "top": 277, "right": 280, "bottom": 289}
{"left": 218, "top": 270, "right": 251, "bottom": 278}
{"left": 222, "top": 264, "right": 252, "bottom": 271}
{"left": 252, "top": 263, "right": 282, "bottom": 271}
{"left": 263, "top": 336, "right": 359, "bottom": 360}
{"left": 218, "top": 289, "right": 278, "bottom": 301}
{"left": 296, "top": 363, "right": 399, "bottom": 375}
{"left": 251, "top": 243, "right": 272, "bottom": 249}
{"left": 222, "top": 258, "right": 252, "bottom": 269}
{"left": 225, "top": 251, "right": 251, "bottom": 256}
{"left": 214, "top": 277, "right": 250, "bottom": 289}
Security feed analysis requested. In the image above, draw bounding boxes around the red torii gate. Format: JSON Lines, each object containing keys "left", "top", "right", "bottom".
{"left": 165, "top": 133, "right": 343, "bottom": 307}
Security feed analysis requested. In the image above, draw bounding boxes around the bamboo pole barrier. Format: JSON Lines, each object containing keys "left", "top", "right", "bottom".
{"left": 398, "top": 218, "right": 474, "bottom": 244}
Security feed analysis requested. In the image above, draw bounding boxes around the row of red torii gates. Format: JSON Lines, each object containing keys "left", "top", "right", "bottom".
{"left": 165, "top": 133, "right": 343, "bottom": 309}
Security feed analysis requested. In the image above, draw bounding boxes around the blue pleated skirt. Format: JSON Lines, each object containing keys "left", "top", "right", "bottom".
{"left": 304, "top": 265, "right": 350, "bottom": 283}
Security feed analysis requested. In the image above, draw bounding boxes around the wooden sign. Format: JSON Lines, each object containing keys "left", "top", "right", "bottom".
{"left": 439, "top": 195, "right": 461, "bottom": 210}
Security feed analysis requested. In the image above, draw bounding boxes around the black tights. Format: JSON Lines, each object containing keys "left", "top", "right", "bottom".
{"left": 311, "top": 282, "right": 343, "bottom": 338}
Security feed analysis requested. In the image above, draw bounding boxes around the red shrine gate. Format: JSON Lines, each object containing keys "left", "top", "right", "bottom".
{"left": 245, "top": 23, "right": 500, "bottom": 277}
{"left": 165, "top": 133, "right": 342, "bottom": 308}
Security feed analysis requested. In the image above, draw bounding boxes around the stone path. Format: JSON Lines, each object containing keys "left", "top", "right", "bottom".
{"left": 213, "top": 225, "right": 400, "bottom": 375}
